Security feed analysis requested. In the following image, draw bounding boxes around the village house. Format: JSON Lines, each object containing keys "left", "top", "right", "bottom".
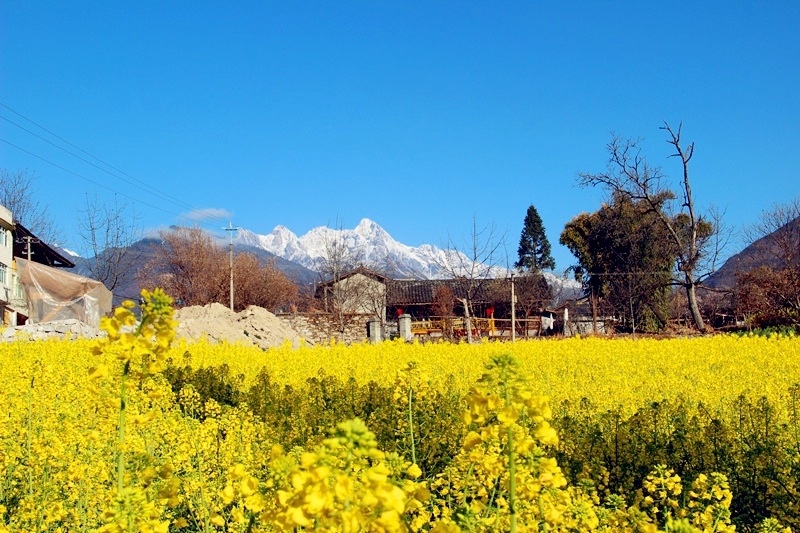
{"left": 0, "top": 204, "right": 111, "bottom": 328}
{"left": 314, "top": 265, "right": 388, "bottom": 318}
{"left": 315, "top": 267, "right": 559, "bottom": 340}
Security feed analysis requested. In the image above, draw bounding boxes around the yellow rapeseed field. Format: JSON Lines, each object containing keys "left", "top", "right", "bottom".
{"left": 1, "top": 293, "right": 797, "bottom": 532}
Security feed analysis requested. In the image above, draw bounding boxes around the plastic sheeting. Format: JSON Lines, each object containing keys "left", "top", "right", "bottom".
{"left": 16, "top": 258, "right": 112, "bottom": 327}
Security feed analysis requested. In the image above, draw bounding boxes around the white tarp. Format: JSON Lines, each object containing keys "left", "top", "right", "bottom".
{"left": 16, "top": 258, "right": 112, "bottom": 327}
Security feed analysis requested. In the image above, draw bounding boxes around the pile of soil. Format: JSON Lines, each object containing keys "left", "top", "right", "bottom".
{"left": 174, "top": 303, "right": 307, "bottom": 349}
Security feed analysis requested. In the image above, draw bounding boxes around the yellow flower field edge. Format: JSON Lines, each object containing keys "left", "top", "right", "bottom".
{"left": 163, "top": 332, "right": 800, "bottom": 415}
{"left": 0, "top": 290, "right": 796, "bottom": 532}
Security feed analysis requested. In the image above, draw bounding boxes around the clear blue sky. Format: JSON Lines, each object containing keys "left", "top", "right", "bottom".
{"left": 1, "top": 2, "right": 798, "bottom": 272}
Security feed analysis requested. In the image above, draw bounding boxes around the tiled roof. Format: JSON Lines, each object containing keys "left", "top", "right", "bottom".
{"left": 386, "top": 278, "right": 510, "bottom": 305}
{"left": 316, "top": 265, "right": 389, "bottom": 288}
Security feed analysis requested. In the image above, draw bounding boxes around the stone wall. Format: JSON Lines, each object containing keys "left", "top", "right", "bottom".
{"left": 278, "top": 313, "right": 369, "bottom": 345}
{"left": 1, "top": 319, "right": 103, "bottom": 342}
{"left": 0, "top": 311, "right": 374, "bottom": 346}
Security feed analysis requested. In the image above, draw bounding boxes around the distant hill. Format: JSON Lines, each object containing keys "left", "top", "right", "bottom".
{"left": 233, "top": 243, "right": 320, "bottom": 287}
{"left": 70, "top": 237, "right": 161, "bottom": 304}
{"left": 705, "top": 215, "right": 800, "bottom": 289}
{"left": 71, "top": 237, "right": 319, "bottom": 306}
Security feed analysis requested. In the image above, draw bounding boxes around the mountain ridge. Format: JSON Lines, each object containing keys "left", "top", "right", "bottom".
{"left": 705, "top": 215, "right": 800, "bottom": 289}
{"left": 235, "top": 217, "right": 457, "bottom": 279}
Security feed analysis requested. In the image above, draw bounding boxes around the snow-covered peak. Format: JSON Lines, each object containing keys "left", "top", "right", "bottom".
{"left": 265, "top": 225, "right": 300, "bottom": 250}
{"left": 235, "top": 226, "right": 306, "bottom": 260}
{"left": 236, "top": 219, "right": 442, "bottom": 278}
{"left": 354, "top": 217, "right": 385, "bottom": 236}
{"left": 270, "top": 224, "right": 295, "bottom": 239}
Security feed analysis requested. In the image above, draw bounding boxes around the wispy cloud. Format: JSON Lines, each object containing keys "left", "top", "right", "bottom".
{"left": 181, "top": 208, "right": 234, "bottom": 222}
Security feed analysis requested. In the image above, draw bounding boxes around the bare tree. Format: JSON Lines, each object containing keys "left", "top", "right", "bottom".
{"left": 0, "top": 169, "right": 61, "bottom": 243}
{"left": 76, "top": 194, "right": 142, "bottom": 291}
{"left": 744, "top": 198, "right": 800, "bottom": 269}
{"left": 138, "top": 226, "right": 227, "bottom": 307}
{"left": 138, "top": 226, "right": 298, "bottom": 311}
{"left": 578, "top": 122, "right": 723, "bottom": 331}
{"left": 233, "top": 252, "right": 299, "bottom": 312}
{"left": 346, "top": 247, "right": 394, "bottom": 329}
{"left": 439, "top": 217, "right": 506, "bottom": 343}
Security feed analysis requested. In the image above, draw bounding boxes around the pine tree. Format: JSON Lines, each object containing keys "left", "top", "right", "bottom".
{"left": 515, "top": 205, "right": 555, "bottom": 271}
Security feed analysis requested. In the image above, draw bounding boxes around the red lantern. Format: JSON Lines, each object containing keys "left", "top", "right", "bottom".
{"left": 396, "top": 307, "right": 404, "bottom": 317}
{"left": 486, "top": 306, "right": 495, "bottom": 318}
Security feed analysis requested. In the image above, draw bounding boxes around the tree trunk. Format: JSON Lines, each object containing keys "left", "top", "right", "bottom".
{"left": 685, "top": 274, "right": 705, "bottom": 331}
{"left": 461, "top": 298, "right": 473, "bottom": 344}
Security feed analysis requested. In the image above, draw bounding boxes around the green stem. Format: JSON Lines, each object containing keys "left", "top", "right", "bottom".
{"left": 26, "top": 375, "right": 34, "bottom": 499}
{"left": 245, "top": 511, "right": 256, "bottom": 533}
{"left": 501, "top": 371, "right": 517, "bottom": 533}
{"left": 484, "top": 480, "right": 499, "bottom": 525}
{"left": 117, "top": 360, "right": 130, "bottom": 494}
{"left": 407, "top": 386, "right": 416, "bottom": 466}
{"left": 538, "top": 495, "right": 549, "bottom": 532}
{"left": 508, "top": 424, "right": 516, "bottom": 533}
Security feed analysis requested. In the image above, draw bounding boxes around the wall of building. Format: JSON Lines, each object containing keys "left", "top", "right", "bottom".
{"left": 0, "top": 205, "right": 16, "bottom": 325}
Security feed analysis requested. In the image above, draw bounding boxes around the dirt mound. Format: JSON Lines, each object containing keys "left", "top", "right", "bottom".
{"left": 174, "top": 303, "right": 307, "bottom": 349}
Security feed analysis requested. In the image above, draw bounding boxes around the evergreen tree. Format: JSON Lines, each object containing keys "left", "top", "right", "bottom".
{"left": 515, "top": 205, "right": 555, "bottom": 271}
{"left": 560, "top": 193, "right": 676, "bottom": 332}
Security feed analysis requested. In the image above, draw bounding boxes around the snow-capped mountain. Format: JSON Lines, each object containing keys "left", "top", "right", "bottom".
{"left": 236, "top": 218, "right": 459, "bottom": 279}
{"left": 235, "top": 218, "right": 582, "bottom": 300}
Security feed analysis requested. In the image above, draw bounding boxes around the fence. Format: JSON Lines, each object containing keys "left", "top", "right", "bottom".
{"left": 410, "top": 316, "right": 548, "bottom": 339}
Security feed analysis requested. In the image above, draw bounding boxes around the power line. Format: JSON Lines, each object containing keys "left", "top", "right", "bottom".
{"left": 587, "top": 271, "right": 677, "bottom": 277}
{"left": 0, "top": 102, "right": 235, "bottom": 231}
{"left": 1, "top": 103, "right": 165, "bottom": 194}
{"left": 0, "top": 113, "right": 199, "bottom": 214}
{"left": 0, "top": 103, "right": 231, "bottom": 225}
{"left": 0, "top": 136, "right": 220, "bottom": 231}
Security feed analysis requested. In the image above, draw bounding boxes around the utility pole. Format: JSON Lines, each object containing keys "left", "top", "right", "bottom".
{"left": 510, "top": 272, "right": 516, "bottom": 342}
{"left": 224, "top": 222, "right": 240, "bottom": 311}
{"left": 16, "top": 235, "right": 39, "bottom": 261}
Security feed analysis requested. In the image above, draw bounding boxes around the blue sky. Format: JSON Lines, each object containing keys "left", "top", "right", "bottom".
{"left": 1, "top": 2, "right": 798, "bottom": 272}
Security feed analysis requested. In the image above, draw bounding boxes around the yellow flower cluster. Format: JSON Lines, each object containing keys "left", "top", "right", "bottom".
{"left": 91, "top": 287, "right": 177, "bottom": 377}
{"left": 427, "top": 354, "right": 573, "bottom": 531}
{"left": 266, "top": 419, "right": 427, "bottom": 531}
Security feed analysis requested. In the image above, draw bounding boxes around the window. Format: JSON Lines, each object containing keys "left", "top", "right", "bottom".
{"left": 0, "top": 263, "right": 6, "bottom": 285}
{"left": 12, "top": 273, "right": 23, "bottom": 298}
